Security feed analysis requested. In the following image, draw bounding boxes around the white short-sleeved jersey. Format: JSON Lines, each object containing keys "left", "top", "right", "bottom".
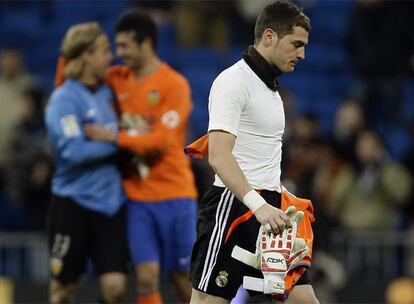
{"left": 208, "top": 59, "right": 284, "bottom": 192}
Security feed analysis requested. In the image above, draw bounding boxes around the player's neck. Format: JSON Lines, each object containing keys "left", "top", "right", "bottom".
{"left": 78, "top": 69, "right": 100, "bottom": 88}
{"left": 254, "top": 44, "right": 271, "bottom": 65}
{"left": 134, "top": 55, "right": 161, "bottom": 80}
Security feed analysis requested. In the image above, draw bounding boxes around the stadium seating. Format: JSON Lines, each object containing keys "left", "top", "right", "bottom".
{"left": 0, "top": 0, "right": 412, "bottom": 160}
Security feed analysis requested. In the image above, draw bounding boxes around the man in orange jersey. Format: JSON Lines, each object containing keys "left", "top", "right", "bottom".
{"left": 81, "top": 11, "right": 198, "bottom": 304}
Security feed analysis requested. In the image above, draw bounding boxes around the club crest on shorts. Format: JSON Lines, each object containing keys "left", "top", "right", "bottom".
{"left": 215, "top": 271, "right": 228, "bottom": 287}
{"left": 50, "top": 257, "right": 63, "bottom": 275}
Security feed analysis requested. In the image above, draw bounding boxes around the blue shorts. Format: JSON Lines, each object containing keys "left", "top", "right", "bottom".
{"left": 127, "top": 198, "right": 197, "bottom": 273}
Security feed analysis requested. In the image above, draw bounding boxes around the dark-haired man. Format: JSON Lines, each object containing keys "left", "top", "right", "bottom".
{"left": 77, "top": 11, "right": 198, "bottom": 304}
{"left": 188, "top": 1, "right": 319, "bottom": 303}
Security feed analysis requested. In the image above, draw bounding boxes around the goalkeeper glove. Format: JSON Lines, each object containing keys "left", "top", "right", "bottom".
{"left": 231, "top": 206, "right": 309, "bottom": 294}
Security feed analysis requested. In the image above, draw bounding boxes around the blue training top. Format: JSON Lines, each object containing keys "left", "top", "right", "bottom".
{"left": 45, "top": 78, "right": 124, "bottom": 216}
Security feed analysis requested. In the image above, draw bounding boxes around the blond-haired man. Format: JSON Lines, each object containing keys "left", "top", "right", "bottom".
{"left": 45, "top": 23, "right": 128, "bottom": 303}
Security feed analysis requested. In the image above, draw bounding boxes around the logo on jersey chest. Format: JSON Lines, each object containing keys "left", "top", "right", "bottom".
{"left": 147, "top": 90, "right": 160, "bottom": 106}
{"left": 118, "top": 92, "right": 129, "bottom": 102}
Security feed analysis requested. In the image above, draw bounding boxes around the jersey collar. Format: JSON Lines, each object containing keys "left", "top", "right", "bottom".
{"left": 243, "top": 46, "right": 280, "bottom": 92}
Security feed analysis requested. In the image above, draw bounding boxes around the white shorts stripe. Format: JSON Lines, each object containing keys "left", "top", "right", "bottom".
{"left": 199, "top": 188, "right": 231, "bottom": 290}
{"left": 202, "top": 192, "right": 234, "bottom": 291}
{"left": 198, "top": 188, "right": 232, "bottom": 291}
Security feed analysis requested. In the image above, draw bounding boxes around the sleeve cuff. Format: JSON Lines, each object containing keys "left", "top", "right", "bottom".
{"left": 208, "top": 123, "right": 238, "bottom": 137}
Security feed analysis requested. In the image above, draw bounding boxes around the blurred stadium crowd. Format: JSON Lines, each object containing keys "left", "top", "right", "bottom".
{"left": 1, "top": 0, "right": 414, "bottom": 303}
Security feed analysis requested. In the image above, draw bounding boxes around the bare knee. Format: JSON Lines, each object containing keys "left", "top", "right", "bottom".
{"left": 289, "top": 296, "right": 319, "bottom": 304}
{"left": 285, "top": 284, "right": 319, "bottom": 304}
{"left": 100, "top": 272, "right": 128, "bottom": 304}
{"left": 136, "top": 262, "right": 160, "bottom": 294}
{"left": 49, "top": 280, "right": 77, "bottom": 304}
{"left": 287, "top": 297, "right": 319, "bottom": 304}
{"left": 190, "top": 288, "right": 230, "bottom": 304}
{"left": 171, "top": 271, "right": 192, "bottom": 299}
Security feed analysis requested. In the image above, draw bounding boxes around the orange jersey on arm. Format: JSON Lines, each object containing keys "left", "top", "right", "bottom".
{"left": 280, "top": 191, "right": 314, "bottom": 294}
{"left": 107, "top": 64, "right": 198, "bottom": 202}
{"left": 54, "top": 57, "right": 67, "bottom": 87}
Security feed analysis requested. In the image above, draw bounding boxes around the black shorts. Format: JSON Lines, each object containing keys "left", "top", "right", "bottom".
{"left": 47, "top": 195, "right": 129, "bottom": 284}
{"left": 190, "top": 186, "right": 310, "bottom": 299}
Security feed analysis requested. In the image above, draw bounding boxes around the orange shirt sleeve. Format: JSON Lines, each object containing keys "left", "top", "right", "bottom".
{"left": 117, "top": 78, "right": 192, "bottom": 155}
{"left": 184, "top": 134, "right": 209, "bottom": 159}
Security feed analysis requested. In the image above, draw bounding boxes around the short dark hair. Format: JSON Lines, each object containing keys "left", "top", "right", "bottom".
{"left": 254, "top": 1, "right": 311, "bottom": 43}
{"left": 115, "top": 10, "right": 158, "bottom": 50}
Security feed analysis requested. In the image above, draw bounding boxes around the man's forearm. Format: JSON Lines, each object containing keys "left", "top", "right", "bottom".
{"left": 209, "top": 151, "right": 269, "bottom": 213}
{"left": 208, "top": 151, "right": 253, "bottom": 200}
{"left": 208, "top": 131, "right": 269, "bottom": 213}
{"left": 207, "top": 132, "right": 289, "bottom": 232}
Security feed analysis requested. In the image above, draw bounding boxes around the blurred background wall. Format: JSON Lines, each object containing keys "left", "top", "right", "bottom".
{"left": 0, "top": 0, "right": 414, "bottom": 303}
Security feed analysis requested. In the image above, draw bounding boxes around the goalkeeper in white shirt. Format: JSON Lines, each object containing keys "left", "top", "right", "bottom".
{"left": 189, "top": 1, "right": 319, "bottom": 303}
